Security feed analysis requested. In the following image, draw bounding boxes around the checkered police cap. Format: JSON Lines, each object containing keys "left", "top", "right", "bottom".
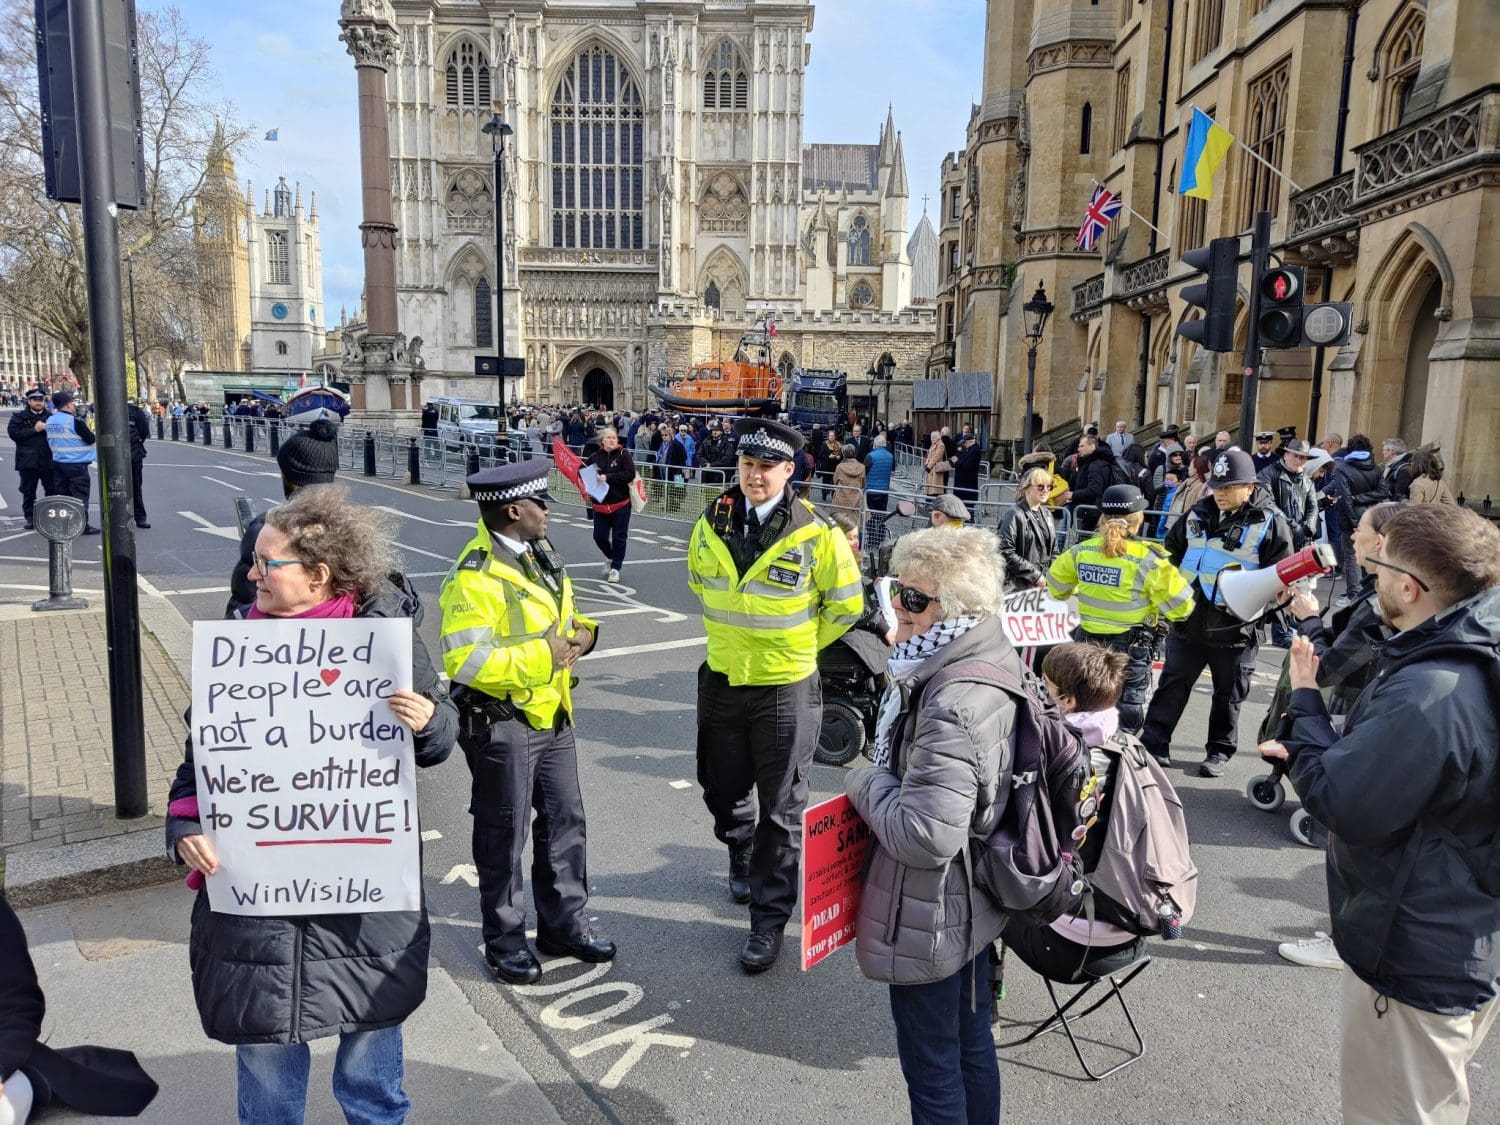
{"left": 733, "top": 417, "right": 804, "bottom": 463}
{"left": 467, "top": 463, "right": 553, "bottom": 504}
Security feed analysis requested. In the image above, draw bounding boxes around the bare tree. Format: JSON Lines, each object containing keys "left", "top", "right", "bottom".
{"left": 0, "top": 2, "right": 250, "bottom": 397}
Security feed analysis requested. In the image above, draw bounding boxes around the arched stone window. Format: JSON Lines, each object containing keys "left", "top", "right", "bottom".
{"left": 849, "top": 281, "right": 874, "bottom": 309}
{"left": 703, "top": 40, "right": 749, "bottom": 110}
{"left": 550, "top": 45, "right": 645, "bottom": 250}
{"left": 1377, "top": 7, "right": 1425, "bottom": 132}
{"left": 474, "top": 277, "right": 493, "bottom": 348}
{"left": 848, "top": 214, "right": 871, "bottom": 266}
{"left": 700, "top": 173, "right": 749, "bottom": 233}
{"left": 1080, "top": 102, "right": 1093, "bottom": 154}
{"left": 275, "top": 341, "right": 288, "bottom": 356}
{"left": 446, "top": 41, "right": 492, "bottom": 108}
{"left": 704, "top": 282, "right": 721, "bottom": 311}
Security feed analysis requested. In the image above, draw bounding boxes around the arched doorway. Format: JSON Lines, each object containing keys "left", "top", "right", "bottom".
{"left": 582, "top": 367, "right": 614, "bottom": 409}
{"left": 1398, "top": 276, "right": 1440, "bottom": 445}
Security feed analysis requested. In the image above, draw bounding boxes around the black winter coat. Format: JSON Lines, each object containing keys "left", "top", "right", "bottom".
{"left": 166, "top": 575, "right": 457, "bottom": 1046}
{"left": 1292, "top": 580, "right": 1391, "bottom": 715}
{"left": 1333, "top": 454, "right": 1386, "bottom": 524}
{"left": 589, "top": 445, "right": 637, "bottom": 505}
{"left": 996, "top": 501, "right": 1055, "bottom": 588}
{"left": 127, "top": 404, "right": 151, "bottom": 461}
{"left": 1162, "top": 487, "right": 1297, "bottom": 647}
{"left": 1069, "top": 446, "right": 1121, "bottom": 530}
{"left": 1283, "top": 587, "right": 1500, "bottom": 1016}
{"left": 7, "top": 406, "right": 53, "bottom": 470}
{"left": 1256, "top": 461, "right": 1318, "bottom": 547}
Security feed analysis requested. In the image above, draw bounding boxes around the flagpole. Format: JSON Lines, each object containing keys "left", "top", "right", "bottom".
{"left": 1091, "top": 179, "right": 1168, "bottom": 242}
{"left": 1233, "top": 139, "right": 1303, "bottom": 194}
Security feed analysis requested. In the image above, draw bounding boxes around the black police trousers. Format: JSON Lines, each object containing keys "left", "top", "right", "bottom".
{"left": 17, "top": 464, "right": 55, "bottom": 521}
{"left": 131, "top": 456, "right": 147, "bottom": 522}
{"left": 1140, "top": 633, "right": 1258, "bottom": 760}
{"left": 696, "top": 665, "right": 822, "bottom": 931}
{"left": 1075, "top": 627, "right": 1154, "bottom": 734}
{"left": 52, "top": 463, "right": 91, "bottom": 519}
{"left": 464, "top": 714, "right": 590, "bottom": 955}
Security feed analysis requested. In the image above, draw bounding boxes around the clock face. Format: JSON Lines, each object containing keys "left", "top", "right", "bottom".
{"left": 271, "top": 302, "right": 289, "bottom": 321}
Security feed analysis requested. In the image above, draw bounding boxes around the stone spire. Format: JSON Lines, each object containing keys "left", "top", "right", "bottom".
{"left": 889, "top": 131, "right": 909, "bottom": 198}
{"left": 877, "top": 103, "right": 897, "bottom": 166}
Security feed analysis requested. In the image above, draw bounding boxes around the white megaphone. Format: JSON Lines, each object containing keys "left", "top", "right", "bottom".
{"left": 1218, "top": 543, "right": 1339, "bottom": 622}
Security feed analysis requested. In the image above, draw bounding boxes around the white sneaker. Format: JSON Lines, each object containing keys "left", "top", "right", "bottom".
{"left": 1333, "top": 595, "right": 1354, "bottom": 609}
{"left": 606, "top": 568, "right": 620, "bottom": 583}
{"left": 601, "top": 563, "right": 611, "bottom": 579}
{"left": 1277, "top": 931, "right": 1342, "bottom": 969}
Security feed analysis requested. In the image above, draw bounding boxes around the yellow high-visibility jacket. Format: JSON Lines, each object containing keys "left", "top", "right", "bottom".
{"left": 688, "top": 490, "right": 864, "bottom": 686}
{"left": 439, "top": 526, "right": 598, "bottom": 728}
{"left": 1047, "top": 535, "right": 1195, "bottom": 635}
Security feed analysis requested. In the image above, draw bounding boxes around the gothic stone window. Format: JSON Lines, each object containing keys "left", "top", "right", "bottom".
{"left": 475, "top": 277, "right": 493, "bottom": 348}
{"left": 1080, "top": 102, "right": 1093, "bottom": 154}
{"left": 849, "top": 281, "right": 874, "bottom": 309}
{"left": 848, "top": 214, "right": 871, "bottom": 267}
{"left": 1189, "top": 0, "right": 1224, "bottom": 64}
{"left": 266, "top": 230, "right": 290, "bottom": 285}
{"left": 700, "top": 173, "right": 749, "bottom": 234}
{"left": 704, "top": 281, "right": 721, "bottom": 311}
{"left": 703, "top": 40, "right": 749, "bottom": 111}
{"left": 275, "top": 341, "right": 288, "bottom": 356}
{"left": 446, "top": 41, "right": 492, "bottom": 108}
{"left": 550, "top": 45, "right": 645, "bottom": 250}
{"left": 1377, "top": 7, "right": 1424, "bottom": 132}
{"left": 1112, "top": 63, "right": 1132, "bottom": 151}
{"left": 446, "top": 169, "right": 493, "bottom": 231}
{"left": 1242, "top": 60, "right": 1291, "bottom": 225}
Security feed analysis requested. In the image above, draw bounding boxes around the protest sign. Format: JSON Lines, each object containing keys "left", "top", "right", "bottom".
{"left": 1000, "top": 587, "right": 1080, "bottom": 648}
{"left": 190, "top": 618, "right": 419, "bottom": 917}
{"left": 801, "top": 793, "right": 871, "bottom": 970}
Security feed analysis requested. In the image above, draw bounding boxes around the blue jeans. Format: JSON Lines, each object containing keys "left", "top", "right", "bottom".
{"left": 888, "top": 953, "right": 1001, "bottom": 1125}
{"left": 236, "top": 1024, "right": 409, "bottom": 1125}
{"left": 592, "top": 504, "right": 632, "bottom": 570}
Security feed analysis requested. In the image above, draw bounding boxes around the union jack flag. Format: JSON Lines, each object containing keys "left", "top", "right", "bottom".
{"left": 1076, "top": 186, "right": 1124, "bottom": 251}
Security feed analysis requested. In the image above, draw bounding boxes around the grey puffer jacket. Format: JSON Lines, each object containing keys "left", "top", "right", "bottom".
{"left": 846, "top": 615, "right": 1017, "bottom": 985}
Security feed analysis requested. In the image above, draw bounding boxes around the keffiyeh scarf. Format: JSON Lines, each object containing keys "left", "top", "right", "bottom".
{"left": 868, "top": 614, "right": 984, "bottom": 769}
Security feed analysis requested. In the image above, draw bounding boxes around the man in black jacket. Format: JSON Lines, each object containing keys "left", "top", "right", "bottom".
{"left": 1261, "top": 504, "right": 1500, "bottom": 1125}
{"left": 1066, "top": 433, "right": 1121, "bottom": 532}
{"left": 6, "top": 389, "right": 54, "bottom": 529}
{"left": 127, "top": 400, "right": 152, "bottom": 528}
{"left": 1140, "top": 449, "right": 1296, "bottom": 775}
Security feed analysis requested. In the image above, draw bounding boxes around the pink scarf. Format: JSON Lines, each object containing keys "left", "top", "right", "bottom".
{"left": 246, "top": 591, "right": 357, "bottom": 620}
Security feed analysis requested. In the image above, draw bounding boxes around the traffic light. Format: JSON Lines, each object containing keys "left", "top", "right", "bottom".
{"left": 1258, "top": 266, "right": 1305, "bottom": 349}
{"left": 1177, "top": 237, "right": 1239, "bottom": 353}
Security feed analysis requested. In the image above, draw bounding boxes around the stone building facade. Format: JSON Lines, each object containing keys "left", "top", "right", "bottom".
{"left": 933, "top": 0, "right": 1498, "bottom": 495}
{"left": 0, "top": 315, "right": 70, "bottom": 393}
{"left": 374, "top": 0, "right": 932, "bottom": 416}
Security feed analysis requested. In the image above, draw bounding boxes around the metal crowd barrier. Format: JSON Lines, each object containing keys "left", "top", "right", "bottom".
{"left": 1063, "top": 505, "right": 1177, "bottom": 548}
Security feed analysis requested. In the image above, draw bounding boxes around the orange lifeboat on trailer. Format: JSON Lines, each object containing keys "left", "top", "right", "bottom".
{"left": 650, "top": 318, "right": 785, "bottom": 416}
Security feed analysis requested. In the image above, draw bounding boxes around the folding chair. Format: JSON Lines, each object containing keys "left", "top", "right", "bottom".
{"left": 998, "top": 953, "right": 1151, "bottom": 1080}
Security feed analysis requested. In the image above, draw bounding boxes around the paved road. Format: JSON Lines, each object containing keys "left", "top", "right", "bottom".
{"left": 2, "top": 435, "right": 1497, "bottom": 1123}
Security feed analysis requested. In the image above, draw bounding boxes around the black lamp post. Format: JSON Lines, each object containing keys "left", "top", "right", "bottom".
{"left": 865, "top": 363, "right": 878, "bottom": 426}
{"left": 1021, "top": 281, "right": 1054, "bottom": 452}
{"left": 878, "top": 353, "right": 896, "bottom": 428}
{"left": 482, "top": 113, "right": 514, "bottom": 411}
{"left": 124, "top": 252, "right": 141, "bottom": 398}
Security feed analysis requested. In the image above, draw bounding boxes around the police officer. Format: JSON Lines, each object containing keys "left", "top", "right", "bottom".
{"left": 1141, "top": 449, "right": 1296, "bottom": 776}
{"left": 7, "top": 389, "right": 54, "bottom": 530}
{"left": 439, "top": 462, "right": 615, "bottom": 985}
{"left": 44, "top": 392, "right": 98, "bottom": 534}
{"left": 689, "top": 418, "right": 865, "bottom": 973}
{"left": 1046, "top": 484, "right": 1195, "bottom": 733}
{"left": 127, "top": 400, "right": 152, "bottom": 528}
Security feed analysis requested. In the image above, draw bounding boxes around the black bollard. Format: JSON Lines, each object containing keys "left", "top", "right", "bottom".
{"left": 269, "top": 419, "right": 280, "bottom": 456}
{"left": 364, "top": 431, "right": 377, "bottom": 477}
{"left": 155, "top": 415, "right": 164, "bottom": 440}
{"left": 245, "top": 420, "right": 256, "bottom": 453}
{"left": 203, "top": 417, "right": 214, "bottom": 445}
{"left": 184, "top": 415, "right": 194, "bottom": 442}
{"left": 171, "top": 415, "right": 180, "bottom": 441}
{"left": 466, "top": 446, "right": 480, "bottom": 479}
{"left": 223, "top": 419, "right": 233, "bottom": 449}
{"left": 408, "top": 436, "right": 421, "bottom": 485}
{"left": 31, "top": 497, "right": 89, "bottom": 612}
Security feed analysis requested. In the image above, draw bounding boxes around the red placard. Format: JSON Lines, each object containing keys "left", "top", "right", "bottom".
{"left": 800, "top": 793, "right": 872, "bottom": 970}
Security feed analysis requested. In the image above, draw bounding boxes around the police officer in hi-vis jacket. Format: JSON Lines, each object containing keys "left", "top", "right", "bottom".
{"left": 689, "top": 418, "right": 865, "bottom": 974}
{"left": 439, "top": 461, "right": 615, "bottom": 985}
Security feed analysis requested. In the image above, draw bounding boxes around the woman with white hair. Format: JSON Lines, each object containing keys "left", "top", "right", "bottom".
{"left": 846, "top": 525, "right": 1019, "bottom": 1124}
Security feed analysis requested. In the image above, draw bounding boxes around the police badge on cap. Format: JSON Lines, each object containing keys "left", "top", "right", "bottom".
{"left": 733, "top": 418, "right": 805, "bottom": 463}
{"left": 1207, "top": 448, "right": 1257, "bottom": 489}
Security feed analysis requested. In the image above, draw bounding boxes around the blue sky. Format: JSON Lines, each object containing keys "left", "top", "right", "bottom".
{"left": 172, "top": 0, "right": 984, "bottom": 323}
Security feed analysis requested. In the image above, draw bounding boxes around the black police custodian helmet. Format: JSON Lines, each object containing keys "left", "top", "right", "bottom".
{"left": 1207, "top": 448, "right": 1258, "bottom": 488}
{"left": 1099, "top": 484, "right": 1150, "bottom": 514}
{"left": 733, "top": 417, "right": 805, "bottom": 463}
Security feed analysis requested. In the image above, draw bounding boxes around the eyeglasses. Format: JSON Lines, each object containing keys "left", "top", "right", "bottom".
{"left": 251, "top": 551, "right": 311, "bottom": 574}
{"left": 1365, "top": 554, "right": 1430, "bottom": 592}
{"left": 891, "top": 581, "right": 938, "bottom": 613}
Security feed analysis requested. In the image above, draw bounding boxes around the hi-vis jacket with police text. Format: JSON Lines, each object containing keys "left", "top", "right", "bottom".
{"left": 438, "top": 525, "right": 598, "bottom": 728}
{"left": 1047, "top": 535, "right": 1194, "bottom": 635}
{"left": 688, "top": 489, "right": 864, "bottom": 686}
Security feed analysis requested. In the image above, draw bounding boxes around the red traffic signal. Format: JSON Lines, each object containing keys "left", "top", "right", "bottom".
{"left": 1257, "top": 265, "right": 1306, "bottom": 349}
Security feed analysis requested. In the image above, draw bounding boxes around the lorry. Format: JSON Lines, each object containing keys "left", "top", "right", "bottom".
{"left": 786, "top": 368, "right": 848, "bottom": 432}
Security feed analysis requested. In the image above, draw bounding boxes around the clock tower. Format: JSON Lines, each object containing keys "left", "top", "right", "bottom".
{"left": 193, "top": 123, "right": 252, "bottom": 373}
{"left": 245, "top": 176, "right": 326, "bottom": 373}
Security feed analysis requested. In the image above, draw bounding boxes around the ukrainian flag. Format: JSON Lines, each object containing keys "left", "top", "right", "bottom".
{"left": 1178, "top": 108, "right": 1234, "bottom": 201}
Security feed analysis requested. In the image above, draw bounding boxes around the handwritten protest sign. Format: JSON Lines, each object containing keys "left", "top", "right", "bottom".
{"left": 1000, "top": 587, "right": 1080, "bottom": 648}
{"left": 190, "top": 618, "right": 419, "bottom": 917}
{"left": 801, "top": 794, "right": 871, "bottom": 970}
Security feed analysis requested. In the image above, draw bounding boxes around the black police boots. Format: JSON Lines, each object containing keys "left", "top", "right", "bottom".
{"left": 740, "top": 929, "right": 783, "bottom": 974}
{"left": 728, "top": 845, "right": 752, "bottom": 905}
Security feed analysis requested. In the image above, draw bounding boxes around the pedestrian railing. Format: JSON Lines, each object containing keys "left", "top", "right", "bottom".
{"left": 1063, "top": 505, "right": 1177, "bottom": 549}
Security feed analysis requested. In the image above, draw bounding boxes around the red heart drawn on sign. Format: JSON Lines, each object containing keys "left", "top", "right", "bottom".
{"left": 320, "top": 669, "right": 341, "bottom": 686}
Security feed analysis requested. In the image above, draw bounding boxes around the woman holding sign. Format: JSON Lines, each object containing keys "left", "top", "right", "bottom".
{"left": 845, "top": 525, "right": 1017, "bottom": 1124}
{"left": 166, "top": 486, "right": 456, "bottom": 1125}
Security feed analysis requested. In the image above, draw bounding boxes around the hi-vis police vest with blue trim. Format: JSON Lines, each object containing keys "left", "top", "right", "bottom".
{"left": 45, "top": 411, "right": 94, "bottom": 464}
{"left": 1180, "top": 508, "right": 1273, "bottom": 605}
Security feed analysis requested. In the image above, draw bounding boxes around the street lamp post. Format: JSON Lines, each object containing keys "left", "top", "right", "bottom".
{"left": 1021, "top": 281, "right": 1054, "bottom": 453}
{"left": 124, "top": 253, "right": 141, "bottom": 398}
{"left": 879, "top": 353, "right": 896, "bottom": 430}
{"left": 482, "top": 114, "right": 514, "bottom": 413}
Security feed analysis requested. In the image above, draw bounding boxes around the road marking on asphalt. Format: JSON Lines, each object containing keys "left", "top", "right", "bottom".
{"left": 374, "top": 505, "right": 472, "bottom": 528}
{"left": 167, "top": 585, "right": 232, "bottom": 596}
{"left": 0, "top": 554, "right": 97, "bottom": 565}
{"left": 178, "top": 511, "right": 241, "bottom": 540}
{"left": 563, "top": 558, "right": 685, "bottom": 569}
{"left": 396, "top": 541, "right": 458, "bottom": 562}
{"left": 0, "top": 531, "right": 34, "bottom": 545}
{"left": 441, "top": 863, "right": 479, "bottom": 887}
{"left": 669, "top": 780, "right": 693, "bottom": 790}
{"left": 421, "top": 829, "right": 443, "bottom": 841}
{"left": 201, "top": 475, "right": 244, "bottom": 491}
{"left": 580, "top": 637, "right": 706, "bottom": 662}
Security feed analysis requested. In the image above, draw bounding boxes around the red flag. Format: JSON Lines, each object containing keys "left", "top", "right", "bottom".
{"left": 551, "top": 436, "right": 588, "bottom": 501}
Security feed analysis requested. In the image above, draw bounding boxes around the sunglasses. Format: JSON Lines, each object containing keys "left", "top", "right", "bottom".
{"left": 1366, "top": 554, "right": 1430, "bottom": 593}
{"left": 252, "top": 551, "right": 311, "bottom": 574}
{"left": 891, "top": 581, "right": 938, "bottom": 613}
